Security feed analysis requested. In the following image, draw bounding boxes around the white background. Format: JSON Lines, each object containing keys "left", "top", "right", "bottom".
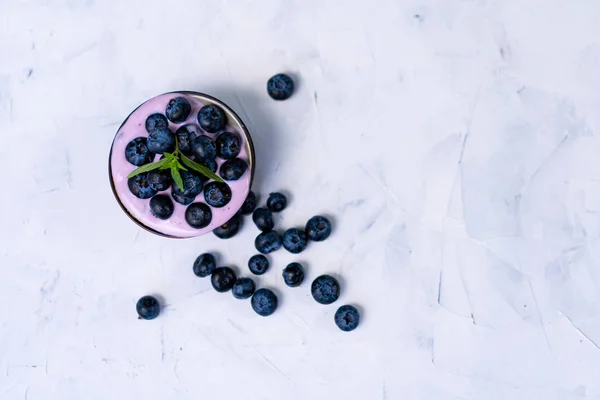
{"left": 2, "top": 0, "right": 600, "bottom": 399}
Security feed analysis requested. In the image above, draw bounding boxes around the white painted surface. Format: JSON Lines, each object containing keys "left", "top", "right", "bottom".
{"left": 1, "top": 0, "right": 600, "bottom": 399}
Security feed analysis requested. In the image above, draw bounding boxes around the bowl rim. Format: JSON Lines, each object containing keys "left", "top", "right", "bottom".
{"left": 108, "top": 91, "right": 255, "bottom": 239}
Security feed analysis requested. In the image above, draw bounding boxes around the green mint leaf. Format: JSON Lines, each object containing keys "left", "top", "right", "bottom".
{"left": 159, "top": 158, "right": 177, "bottom": 170}
{"left": 127, "top": 157, "right": 171, "bottom": 179}
{"left": 180, "top": 154, "right": 224, "bottom": 182}
{"left": 171, "top": 164, "right": 185, "bottom": 191}
{"left": 164, "top": 152, "right": 177, "bottom": 161}
{"left": 175, "top": 160, "right": 188, "bottom": 171}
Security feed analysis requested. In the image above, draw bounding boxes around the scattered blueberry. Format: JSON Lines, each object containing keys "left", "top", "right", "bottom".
{"left": 213, "top": 213, "right": 243, "bottom": 239}
{"left": 267, "top": 73, "right": 294, "bottom": 101}
{"left": 193, "top": 253, "right": 216, "bottom": 278}
{"left": 282, "top": 262, "right": 305, "bottom": 287}
{"left": 149, "top": 194, "right": 174, "bottom": 220}
{"left": 211, "top": 267, "right": 236, "bottom": 292}
{"left": 252, "top": 208, "right": 274, "bottom": 231}
{"left": 240, "top": 191, "right": 257, "bottom": 215}
{"left": 248, "top": 254, "right": 269, "bottom": 275}
{"left": 192, "top": 135, "right": 217, "bottom": 161}
{"left": 282, "top": 228, "right": 308, "bottom": 254}
{"left": 175, "top": 125, "right": 199, "bottom": 154}
{"left": 145, "top": 113, "right": 168, "bottom": 133}
{"left": 254, "top": 231, "right": 282, "bottom": 254}
{"left": 147, "top": 127, "right": 176, "bottom": 154}
{"left": 185, "top": 202, "right": 212, "bottom": 229}
{"left": 147, "top": 169, "right": 171, "bottom": 191}
{"left": 136, "top": 295, "right": 160, "bottom": 320}
{"left": 311, "top": 275, "right": 340, "bottom": 305}
{"left": 165, "top": 97, "right": 192, "bottom": 123}
{"left": 216, "top": 132, "right": 241, "bottom": 160}
{"left": 232, "top": 277, "right": 256, "bottom": 299}
{"left": 128, "top": 173, "right": 158, "bottom": 199}
{"left": 334, "top": 305, "right": 360, "bottom": 332}
{"left": 251, "top": 288, "right": 278, "bottom": 316}
{"left": 171, "top": 171, "right": 203, "bottom": 204}
{"left": 267, "top": 192, "right": 287, "bottom": 212}
{"left": 219, "top": 158, "right": 248, "bottom": 181}
{"left": 197, "top": 105, "right": 226, "bottom": 133}
{"left": 305, "top": 216, "right": 332, "bottom": 242}
{"left": 204, "top": 181, "right": 232, "bottom": 208}
{"left": 125, "top": 137, "right": 155, "bottom": 166}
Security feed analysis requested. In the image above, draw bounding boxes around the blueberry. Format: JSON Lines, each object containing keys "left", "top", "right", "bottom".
{"left": 175, "top": 125, "right": 199, "bottom": 154}
{"left": 171, "top": 189, "right": 194, "bottom": 206}
{"left": 254, "top": 231, "right": 282, "bottom": 254}
{"left": 282, "top": 262, "right": 304, "bottom": 287}
{"left": 192, "top": 135, "right": 217, "bottom": 161}
{"left": 213, "top": 213, "right": 243, "bottom": 239}
{"left": 196, "top": 158, "right": 218, "bottom": 182}
{"left": 136, "top": 295, "right": 160, "bottom": 320}
{"left": 193, "top": 253, "right": 216, "bottom": 278}
{"left": 251, "top": 288, "right": 278, "bottom": 316}
{"left": 305, "top": 216, "right": 332, "bottom": 242}
{"left": 202, "top": 158, "right": 218, "bottom": 173}
{"left": 219, "top": 158, "right": 248, "bottom": 181}
{"left": 216, "top": 132, "right": 241, "bottom": 160}
{"left": 165, "top": 97, "right": 191, "bottom": 123}
{"left": 252, "top": 208, "right": 274, "bottom": 231}
{"left": 128, "top": 173, "right": 158, "bottom": 199}
{"left": 145, "top": 113, "right": 168, "bottom": 133}
{"left": 125, "top": 137, "right": 155, "bottom": 166}
{"left": 248, "top": 254, "right": 269, "bottom": 275}
{"left": 147, "top": 127, "right": 176, "bottom": 154}
{"left": 232, "top": 277, "right": 256, "bottom": 299}
{"left": 240, "top": 191, "right": 257, "bottom": 215}
{"left": 311, "top": 275, "right": 340, "bottom": 305}
{"left": 180, "top": 170, "right": 204, "bottom": 196}
{"left": 204, "top": 181, "right": 232, "bottom": 208}
{"left": 149, "top": 195, "right": 174, "bottom": 220}
{"left": 267, "top": 73, "right": 294, "bottom": 101}
{"left": 211, "top": 266, "right": 236, "bottom": 292}
{"left": 147, "top": 169, "right": 171, "bottom": 191}
{"left": 171, "top": 170, "right": 203, "bottom": 205}
{"left": 334, "top": 305, "right": 360, "bottom": 332}
{"left": 282, "top": 228, "right": 308, "bottom": 254}
{"left": 267, "top": 192, "right": 287, "bottom": 212}
{"left": 185, "top": 202, "right": 212, "bottom": 229}
{"left": 198, "top": 105, "right": 226, "bottom": 133}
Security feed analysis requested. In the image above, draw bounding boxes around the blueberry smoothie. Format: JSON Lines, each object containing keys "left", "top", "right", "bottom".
{"left": 109, "top": 92, "right": 254, "bottom": 238}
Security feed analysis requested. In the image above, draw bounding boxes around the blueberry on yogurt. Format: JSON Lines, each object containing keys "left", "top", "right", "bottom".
{"left": 125, "top": 137, "right": 155, "bottom": 166}
{"left": 216, "top": 132, "right": 241, "bottom": 160}
{"left": 165, "top": 97, "right": 191, "bottom": 123}
{"left": 149, "top": 194, "right": 174, "bottom": 220}
{"left": 145, "top": 113, "right": 168, "bottom": 133}
{"left": 204, "top": 182, "right": 232, "bottom": 208}
{"left": 128, "top": 173, "right": 158, "bottom": 199}
{"left": 147, "top": 127, "right": 176, "bottom": 154}
{"left": 175, "top": 125, "right": 199, "bottom": 155}
{"left": 185, "top": 202, "right": 212, "bottom": 229}
{"left": 197, "top": 105, "right": 226, "bottom": 133}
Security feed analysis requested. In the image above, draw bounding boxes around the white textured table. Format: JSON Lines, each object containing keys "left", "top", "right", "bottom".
{"left": 2, "top": 1, "right": 600, "bottom": 399}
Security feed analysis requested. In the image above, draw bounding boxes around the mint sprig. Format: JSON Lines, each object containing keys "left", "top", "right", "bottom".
{"left": 180, "top": 153, "right": 221, "bottom": 181}
{"left": 127, "top": 140, "right": 224, "bottom": 189}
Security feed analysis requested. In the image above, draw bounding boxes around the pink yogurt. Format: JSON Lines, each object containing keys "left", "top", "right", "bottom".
{"left": 109, "top": 92, "right": 253, "bottom": 238}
